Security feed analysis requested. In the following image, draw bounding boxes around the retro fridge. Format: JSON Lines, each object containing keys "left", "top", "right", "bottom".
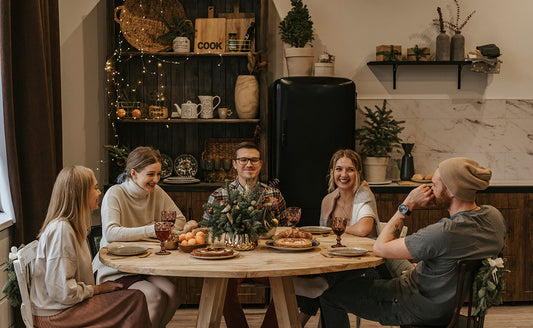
{"left": 270, "top": 77, "right": 356, "bottom": 226}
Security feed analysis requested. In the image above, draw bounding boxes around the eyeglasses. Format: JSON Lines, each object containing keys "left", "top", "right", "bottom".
{"left": 235, "top": 157, "right": 261, "bottom": 165}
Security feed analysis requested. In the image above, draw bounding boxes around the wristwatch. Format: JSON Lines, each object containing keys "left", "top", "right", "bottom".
{"left": 398, "top": 204, "right": 411, "bottom": 216}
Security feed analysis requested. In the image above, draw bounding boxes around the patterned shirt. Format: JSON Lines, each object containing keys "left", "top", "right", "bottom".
{"left": 206, "top": 179, "right": 287, "bottom": 225}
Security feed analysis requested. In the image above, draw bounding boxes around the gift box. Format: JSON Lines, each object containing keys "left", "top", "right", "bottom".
{"left": 407, "top": 46, "right": 431, "bottom": 61}
{"left": 376, "top": 45, "right": 402, "bottom": 61}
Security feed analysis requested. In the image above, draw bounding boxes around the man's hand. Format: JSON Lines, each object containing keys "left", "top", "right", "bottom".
{"left": 404, "top": 184, "right": 435, "bottom": 210}
{"left": 93, "top": 281, "right": 123, "bottom": 295}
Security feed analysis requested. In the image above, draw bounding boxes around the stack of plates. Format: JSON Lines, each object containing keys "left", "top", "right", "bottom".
{"left": 163, "top": 176, "right": 200, "bottom": 184}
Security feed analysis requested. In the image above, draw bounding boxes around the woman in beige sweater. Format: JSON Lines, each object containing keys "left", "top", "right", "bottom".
{"left": 32, "top": 166, "right": 150, "bottom": 327}
{"left": 94, "top": 147, "right": 186, "bottom": 328}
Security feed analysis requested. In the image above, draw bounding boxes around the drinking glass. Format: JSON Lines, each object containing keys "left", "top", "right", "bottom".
{"left": 154, "top": 221, "right": 172, "bottom": 255}
{"left": 331, "top": 217, "right": 348, "bottom": 248}
{"left": 161, "top": 210, "right": 177, "bottom": 229}
{"left": 213, "top": 158, "right": 221, "bottom": 181}
{"left": 284, "top": 207, "right": 302, "bottom": 228}
{"left": 205, "top": 159, "right": 215, "bottom": 183}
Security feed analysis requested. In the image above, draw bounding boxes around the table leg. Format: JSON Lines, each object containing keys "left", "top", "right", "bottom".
{"left": 196, "top": 277, "right": 228, "bottom": 328}
{"left": 269, "top": 276, "right": 302, "bottom": 328}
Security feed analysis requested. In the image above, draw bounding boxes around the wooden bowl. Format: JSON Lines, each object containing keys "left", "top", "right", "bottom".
{"left": 178, "top": 243, "right": 208, "bottom": 253}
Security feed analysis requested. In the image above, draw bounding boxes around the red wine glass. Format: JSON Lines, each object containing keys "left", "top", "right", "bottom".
{"left": 154, "top": 221, "right": 172, "bottom": 255}
{"left": 161, "top": 210, "right": 177, "bottom": 229}
{"left": 284, "top": 207, "right": 302, "bottom": 228}
{"left": 331, "top": 217, "right": 348, "bottom": 248}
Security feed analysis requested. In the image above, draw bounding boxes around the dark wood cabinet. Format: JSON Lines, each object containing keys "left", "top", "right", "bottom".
{"left": 374, "top": 190, "right": 533, "bottom": 303}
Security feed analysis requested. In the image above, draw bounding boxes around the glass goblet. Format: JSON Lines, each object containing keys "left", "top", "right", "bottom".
{"left": 213, "top": 158, "right": 221, "bottom": 181}
{"left": 223, "top": 158, "right": 232, "bottom": 177}
{"left": 331, "top": 217, "right": 348, "bottom": 248}
{"left": 161, "top": 210, "right": 177, "bottom": 229}
{"left": 205, "top": 159, "right": 215, "bottom": 183}
{"left": 154, "top": 221, "right": 172, "bottom": 255}
{"left": 284, "top": 207, "right": 302, "bottom": 228}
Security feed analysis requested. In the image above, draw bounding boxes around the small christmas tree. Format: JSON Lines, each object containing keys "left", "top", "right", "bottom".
{"left": 278, "top": 0, "right": 314, "bottom": 48}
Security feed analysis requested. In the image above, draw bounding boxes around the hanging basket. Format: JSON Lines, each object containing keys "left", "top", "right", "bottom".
{"left": 114, "top": 0, "right": 186, "bottom": 52}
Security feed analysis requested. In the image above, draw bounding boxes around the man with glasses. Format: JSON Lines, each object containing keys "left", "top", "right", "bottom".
{"left": 205, "top": 141, "right": 286, "bottom": 328}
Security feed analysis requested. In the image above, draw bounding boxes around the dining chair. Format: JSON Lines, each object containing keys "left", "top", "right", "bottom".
{"left": 13, "top": 240, "right": 39, "bottom": 328}
{"left": 400, "top": 259, "right": 484, "bottom": 328}
{"left": 87, "top": 225, "right": 102, "bottom": 258}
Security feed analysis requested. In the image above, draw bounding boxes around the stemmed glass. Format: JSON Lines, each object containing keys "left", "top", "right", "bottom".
{"left": 154, "top": 221, "right": 172, "bottom": 255}
{"left": 331, "top": 217, "right": 348, "bottom": 248}
{"left": 223, "top": 158, "right": 232, "bottom": 180}
{"left": 205, "top": 159, "right": 215, "bottom": 183}
{"left": 213, "top": 158, "right": 221, "bottom": 182}
{"left": 284, "top": 207, "right": 302, "bottom": 228}
{"left": 161, "top": 210, "right": 176, "bottom": 229}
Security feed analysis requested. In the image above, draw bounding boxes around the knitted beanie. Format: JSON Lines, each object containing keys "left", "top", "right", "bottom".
{"left": 438, "top": 157, "right": 491, "bottom": 201}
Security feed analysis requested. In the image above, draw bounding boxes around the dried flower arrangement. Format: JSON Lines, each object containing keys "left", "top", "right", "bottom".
{"left": 433, "top": 0, "right": 476, "bottom": 33}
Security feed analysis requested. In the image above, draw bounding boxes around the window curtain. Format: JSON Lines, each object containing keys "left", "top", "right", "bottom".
{"left": 0, "top": 0, "right": 62, "bottom": 245}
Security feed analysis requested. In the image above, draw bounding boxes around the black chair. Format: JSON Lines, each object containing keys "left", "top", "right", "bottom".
{"left": 87, "top": 225, "right": 102, "bottom": 258}
{"left": 401, "top": 259, "right": 484, "bottom": 328}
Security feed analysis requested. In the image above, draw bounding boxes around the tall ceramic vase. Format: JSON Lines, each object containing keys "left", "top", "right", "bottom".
{"left": 451, "top": 32, "right": 465, "bottom": 61}
{"left": 436, "top": 32, "right": 450, "bottom": 61}
{"left": 234, "top": 75, "right": 259, "bottom": 119}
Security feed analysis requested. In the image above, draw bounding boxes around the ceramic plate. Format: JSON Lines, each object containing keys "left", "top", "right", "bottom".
{"left": 191, "top": 251, "right": 239, "bottom": 260}
{"left": 163, "top": 177, "right": 200, "bottom": 184}
{"left": 412, "top": 179, "right": 432, "bottom": 183}
{"left": 299, "top": 226, "right": 332, "bottom": 234}
{"left": 265, "top": 240, "right": 320, "bottom": 251}
{"left": 367, "top": 181, "right": 393, "bottom": 185}
{"left": 161, "top": 153, "right": 173, "bottom": 179}
{"left": 327, "top": 247, "right": 368, "bottom": 257}
{"left": 174, "top": 154, "right": 198, "bottom": 177}
{"left": 107, "top": 245, "right": 148, "bottom": 256}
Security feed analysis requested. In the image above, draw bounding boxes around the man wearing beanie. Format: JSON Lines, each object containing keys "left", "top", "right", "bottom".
{"left": 320, "top": 157, "right": 506, "bottom": 327}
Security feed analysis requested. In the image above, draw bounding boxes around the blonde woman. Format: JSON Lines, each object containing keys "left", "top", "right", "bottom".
{"left": 31, "top": 166, "right": 150, "bottom": 327}
{"left": 94, "top": 146, "right": 186, "bottom": 328}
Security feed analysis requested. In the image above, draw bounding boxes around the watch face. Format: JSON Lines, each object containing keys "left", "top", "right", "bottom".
{"left": 399, "top": 204, "right": 409, "bottom": 214}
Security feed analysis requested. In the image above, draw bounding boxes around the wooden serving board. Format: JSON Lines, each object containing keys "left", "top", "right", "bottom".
{"left": 194, "top": 18, "right": 226, "bottom": 53}
{"left": 218, "top": 0, "right": 255, "bottom": 52}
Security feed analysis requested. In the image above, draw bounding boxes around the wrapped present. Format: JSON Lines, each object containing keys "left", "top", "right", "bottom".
{"left": 376, "top": 45, "right": 402, "bottom": 61}
{"left": 407, "top": 45, "right": 430, "bottom": 61}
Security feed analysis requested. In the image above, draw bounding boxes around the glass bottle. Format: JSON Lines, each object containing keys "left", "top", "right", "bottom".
{"left": 400, "top": 143, "right": 415, "bottom": 181}
{"left": 228, "top": 33, "right": 237, "bottom": 52}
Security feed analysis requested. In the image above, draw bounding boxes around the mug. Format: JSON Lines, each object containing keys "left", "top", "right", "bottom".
{"left": 218, "top": 107, "right": 233, "bottom": 119}
{"left": 198, "top": 95, "right": 221, "bottom": 119}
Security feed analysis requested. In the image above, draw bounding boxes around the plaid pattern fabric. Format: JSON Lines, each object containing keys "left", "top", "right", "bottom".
{"left": 206, "top": 179, "right": 287, "bottom": 225}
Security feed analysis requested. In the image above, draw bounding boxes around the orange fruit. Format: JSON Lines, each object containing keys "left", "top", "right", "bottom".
{"left": 195, "top": 235, "right": 205, "bottom": 245}
{"left": 132, "top": 109, "right": 142, "bottom": 118}
{"left": 179, "top": 233, "right": 187, "bottom": 242}
{"left": 116, "top": 108, "right": 126, "bottom": 118}
{"left": 181, "top": 239, "right": 188, "bottom": 246}
{"left": 188, "top": 238, "right": 197, "bottom": 245}
{"left": 195, "top": 231, "right": 205, "bottom": 237}
{"left": 185, "top": 232, "right": 195, "bottom": 240}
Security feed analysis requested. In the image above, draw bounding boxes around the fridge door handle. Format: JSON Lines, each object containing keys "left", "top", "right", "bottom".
{"left": 281, "top": 119, "right": 287, "bottom": 147}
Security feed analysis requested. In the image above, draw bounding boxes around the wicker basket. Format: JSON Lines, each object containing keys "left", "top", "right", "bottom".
{"left": 114, "top": 0, "right": 185, "bottom": 52}
{"left": 203, "top": 138, "right": 254, "bottom": 159}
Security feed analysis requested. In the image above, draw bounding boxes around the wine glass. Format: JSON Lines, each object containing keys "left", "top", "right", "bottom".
{"left": 154, "top": 221, "right": 172, "bottom": 255}
{"left": 213, "top": 158, "right": 221, "bottom": 181}
{"left": 161, "top": 210, "right": 177, "bottom": 229}
{"left": 205, "top": 159, "right": 215, "bottom": 183}
{"left": 223, "top": 158, "right": 232, "bottom": 179}
{"left": 331, "top": 217, "right": 348, "bottom": 248}
{"left": 284, "top": 207, "right": 302, "bottom": 228}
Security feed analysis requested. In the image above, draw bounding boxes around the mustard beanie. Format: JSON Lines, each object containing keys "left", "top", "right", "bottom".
{"left": 438, "top": 157, "right": 491, "bottom": 202}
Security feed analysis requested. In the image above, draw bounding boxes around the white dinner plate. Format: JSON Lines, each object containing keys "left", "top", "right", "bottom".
{"left": 107, "top": 245, "right": 148, "bottom": 256}
{"left": 191, "top": 251, "right": 239, "bottom": 260}
{"left": 411, "top": 179, "right": 432, "bottom": 183}
{"left": 265, "top": 240, "right": 320, "bottom": 251}
{"left": 367, "top": 181, "right": 392, "bottom": 185}
{"left": 299, "top": 226, "right": 332, "bottom": 234}
{"left": 327, "top": 247, "right": 368, "bottom": 257}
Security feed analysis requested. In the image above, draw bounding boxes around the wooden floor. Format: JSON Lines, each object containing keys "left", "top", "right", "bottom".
{"left": 168, "top": 304, "right": 533, "bottom": 327}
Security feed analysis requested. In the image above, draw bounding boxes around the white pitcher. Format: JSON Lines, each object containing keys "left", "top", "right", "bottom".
{"left": 198, "top": 95, "right": 221, "bottom": 119}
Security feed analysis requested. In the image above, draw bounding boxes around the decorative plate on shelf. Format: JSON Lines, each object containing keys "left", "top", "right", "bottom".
{"left": 163, "top": 177, "right": 200, "bottom": 184}
{"left": 367, "top": 181, "right": 393, "bottom": 185}
{"left": 161, "top": 153, "right": 173, "bottom": 179}
{"left": 174, "top": 154, "right": 198, "bottom": 177}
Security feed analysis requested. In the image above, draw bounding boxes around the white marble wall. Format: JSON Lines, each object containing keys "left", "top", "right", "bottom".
{"left": 356, "top": 99, "right": 533, "bottom": 182}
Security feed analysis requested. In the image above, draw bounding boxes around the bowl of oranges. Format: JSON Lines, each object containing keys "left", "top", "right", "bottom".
{"left": 178, "top": 230, "right": 207, "bottom": 253}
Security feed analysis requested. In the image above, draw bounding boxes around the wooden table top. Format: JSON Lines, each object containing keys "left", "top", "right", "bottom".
{"left": 99, "top": 232, "right": 384, "bottom": 279}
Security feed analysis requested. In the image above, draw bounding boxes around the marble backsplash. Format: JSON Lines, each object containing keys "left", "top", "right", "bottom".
{"left": 356, "top": 99, "right": 533, "bottom": 182}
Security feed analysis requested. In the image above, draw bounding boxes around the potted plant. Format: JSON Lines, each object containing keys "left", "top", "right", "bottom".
{"left": 157, "top": 15, "right": 195, "bottom": 53}
{"left": 314, "top": 51, "right": 335, "bottom": 76}
{"left": 234, "top": 52, "right": 267, "bottom": 119}
{"left": 278, "top": 0, "right": 315, "bottom": 76}
{"left": 355, "top": 100, "right": 405, "bottom": 182}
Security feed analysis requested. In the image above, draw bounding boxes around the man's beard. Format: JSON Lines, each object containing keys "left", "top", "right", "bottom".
{"left": 435, "top": 191, "right": 452, "bottom": 209}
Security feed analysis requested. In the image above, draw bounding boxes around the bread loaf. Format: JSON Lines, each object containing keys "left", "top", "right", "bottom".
{"left": 412, "top": 174, "right": 424, "bottom": 180}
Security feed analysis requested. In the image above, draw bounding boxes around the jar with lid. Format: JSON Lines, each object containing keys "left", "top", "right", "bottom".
{"left": 228, "top": 33, "right": 238, "bottom": 52}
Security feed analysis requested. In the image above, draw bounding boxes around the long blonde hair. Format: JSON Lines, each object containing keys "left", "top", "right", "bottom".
{"left": 38, "top": 166, "right": 95, "bottom": 244}
{"left": 327, "top": 149, "right": 363, "bottom": 193}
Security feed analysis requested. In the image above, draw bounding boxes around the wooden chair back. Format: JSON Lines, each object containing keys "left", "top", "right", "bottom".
{"left": 13, "top": 240, "right": 39, "bottom": 328}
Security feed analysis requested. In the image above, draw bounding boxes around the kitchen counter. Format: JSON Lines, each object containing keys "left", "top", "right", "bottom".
{"left": 369, "top": 181, "right": 533, "bottom": 193}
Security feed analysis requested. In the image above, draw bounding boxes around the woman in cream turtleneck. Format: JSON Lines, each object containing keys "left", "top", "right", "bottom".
{"left": 94, "top": 146, "right": 186, "bottom": 328}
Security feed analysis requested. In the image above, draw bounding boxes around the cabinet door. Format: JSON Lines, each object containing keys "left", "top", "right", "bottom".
{"left": 189, "top": 191, "right": 214, "bottom": 222}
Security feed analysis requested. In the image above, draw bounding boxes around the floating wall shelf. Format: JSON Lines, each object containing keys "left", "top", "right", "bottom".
{"left": 367, "top": 61, "right": 473, "bottom": 89}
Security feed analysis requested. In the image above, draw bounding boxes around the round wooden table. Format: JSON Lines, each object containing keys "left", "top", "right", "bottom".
{"left": 100, "top": 232, "right": 384, "bottom": 328}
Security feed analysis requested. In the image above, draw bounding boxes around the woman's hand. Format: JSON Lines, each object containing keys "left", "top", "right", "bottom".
{"left": 93, "top": 281, "right": 123, "bottom": 295}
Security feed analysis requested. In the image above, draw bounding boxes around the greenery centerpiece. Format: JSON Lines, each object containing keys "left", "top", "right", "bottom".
{"left": 278, "top": 0, "right": 315, "bottom": 76}
{"left": 355, "top": 100, "right": 405, "bottom": 182}
{"left": 201, "top": 181, "right": 280, "bottom": 250}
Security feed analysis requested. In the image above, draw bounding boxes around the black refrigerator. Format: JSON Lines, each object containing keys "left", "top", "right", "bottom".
{"left": 269, "top": 77, "right": 356, "bottom": 226}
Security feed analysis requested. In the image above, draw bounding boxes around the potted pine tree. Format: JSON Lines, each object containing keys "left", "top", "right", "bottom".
{"left": 279, "top": 0, "right": 315, "bottom": 76}
{"left": 355, "top": 100, "right": 405, "bottom": 183}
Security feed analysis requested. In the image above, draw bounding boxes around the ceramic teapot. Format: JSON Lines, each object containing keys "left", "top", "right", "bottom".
{"left": 174, "top": 101, "right": 202, "bottom": 119}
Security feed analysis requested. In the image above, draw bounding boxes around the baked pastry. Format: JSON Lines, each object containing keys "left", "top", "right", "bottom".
{"left": 424, "top": 174, "right": 433, "bottom": 180}
{"left": 192, "top": 247, "right": 234, "bottom": 257}
{"left": 273, "top": 238, "right": 313, "bottom": 248}
{"left": 412, "top": 174, "right": 424, "bottom": 180}
{"left": 273, "top": 228, "right": 313, "bottom": 240}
